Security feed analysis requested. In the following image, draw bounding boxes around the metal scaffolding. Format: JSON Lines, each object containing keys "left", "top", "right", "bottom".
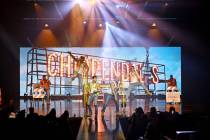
{"left": 26, "top": 48, "right": 74, "bottom": 95}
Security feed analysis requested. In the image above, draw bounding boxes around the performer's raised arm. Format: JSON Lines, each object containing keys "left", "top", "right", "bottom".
{"left": 83, "top": 61, "right": 89, "bottom": 75}
{"left": 68, "top": 51, "right": 78, "bottom": 61}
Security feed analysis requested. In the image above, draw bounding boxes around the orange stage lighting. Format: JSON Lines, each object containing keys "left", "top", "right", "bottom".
{"left": 69, "top": 4, "right": 85, "bottom": 46}
{"left": 35, "top": 28, "right": 59, "bottom": 47}
{"left": 83, "top": 28, "right": 105, "bottom": 47}
{"left": 68, "top": 0, "right": 105, "bottom": 46}
{"left": 148, "top": 24, "right": 163, "bottom": 43}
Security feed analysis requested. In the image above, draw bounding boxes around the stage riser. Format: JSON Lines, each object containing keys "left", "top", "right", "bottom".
{"left": 20, "top": 95, "right": 167, "bottom": 100}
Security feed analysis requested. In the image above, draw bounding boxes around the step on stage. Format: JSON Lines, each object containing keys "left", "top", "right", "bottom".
{"left": 20, "top": 96, "right": 182, "bottom": 140}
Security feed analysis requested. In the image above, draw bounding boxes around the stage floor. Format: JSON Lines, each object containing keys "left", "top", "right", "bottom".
{"left": 20, "top": 97, "right": 182, "bottom": 140}
{"left": 20, "top": 97, "right": 182, "bottom": 117}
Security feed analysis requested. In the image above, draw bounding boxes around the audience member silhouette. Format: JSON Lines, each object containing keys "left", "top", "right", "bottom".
{"left": 60, "top": 110, "right": 69, "bottom": 121}
{"left": 26, "top": 107, "right": 38, "bottom": 121}
{"left": 126, "top": 107, "right": 148, "bottom": 140}
{"left": 147, "top": 107, "right": 158, "bottom": 121}
{"left": 46, "top": 108, "right": 56, "bottom": 119}
{"left": 167, "top": 106, "right": 180, "bottom": 139}
{"left": 144, "top": 107, "right": 161, "bottom": 140}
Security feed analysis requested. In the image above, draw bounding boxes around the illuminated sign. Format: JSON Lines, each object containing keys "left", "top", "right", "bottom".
{"left": 151, "top": 65, "right": 159, "bottom": 83}
{"left": 47, "top": 53, "right": 159, "bottom": 83}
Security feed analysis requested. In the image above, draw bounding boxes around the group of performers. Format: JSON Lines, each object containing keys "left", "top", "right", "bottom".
{"left": 34, "top": 51, "right": 178, "bottom": 116}
{"left": 68, "top": 51, "right": 122, "bottom": 116}
{"left": 82, "top": 75, "right": 121, "bottom": 117}
{"left": 67, "top": 52, "right": 151, "bottom": 117}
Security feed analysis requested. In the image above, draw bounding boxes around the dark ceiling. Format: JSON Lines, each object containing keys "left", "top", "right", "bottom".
{"left": 0, "top": 0, "right": 209, "bottom": 47}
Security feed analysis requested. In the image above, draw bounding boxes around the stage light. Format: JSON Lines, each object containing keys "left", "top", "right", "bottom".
{"left": 34, "top": 2, "right": 38, "bottom": 7}
{"left": 90, "top": 0, "right": 97, "bottom": 5}
{"left": 115, "top": 2, "right": 129, "bottom": 9}
{"left": 44, "top": 23, "right": 49, "bottom": 28}
{"left": 75, "top": 0, "right": 84, "bottom": 6}
{"left": 152, "top": 22, "right": 157, "bottom": 28}
{"left": 83, "top": 20, "right": 87, "bottom": 24}
{"left": 76, "top": 0, "right": 82, "bottom": 4}
{"left": 99, "top": 23, "right": 103, "bottom": 28}
{"left": 115, "top": 5, "right": 120, "bottom": 8}
{"left": 165, "top": 2, "right": 168, "bottom": 7}
{"left": 116, "top": 20, "right": 120, "bottom": 24}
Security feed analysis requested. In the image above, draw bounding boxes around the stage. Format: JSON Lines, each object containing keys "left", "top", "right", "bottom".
{"left": 20, "top": 96, "right": 182, "bottom": 140}
{"left": 0, "top": 0, "right": 209, "bottom": 139}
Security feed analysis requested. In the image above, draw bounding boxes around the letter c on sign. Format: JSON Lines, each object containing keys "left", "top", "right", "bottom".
{"left": 48, "top": 53, "right": 58, "bottom": 76}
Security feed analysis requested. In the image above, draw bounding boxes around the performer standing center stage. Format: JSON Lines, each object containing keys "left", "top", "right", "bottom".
{"left": 101, "top": 80, "right": 120, "bottom": 116}
{"left": 68, "top": 52, "right": 89, "bottom": 94}
{"left": 87, "top": 76, "right": 101, "bottom": 116}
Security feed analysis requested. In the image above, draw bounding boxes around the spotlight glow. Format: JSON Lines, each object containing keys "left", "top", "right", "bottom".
{"left": 165, "top": 2, "right": 168, "bottom": 7}
{"left": 103, "top": 23, "right": 158, "bottom": 47}
{"left": 99, "top": 23, "right": 103, "bottom": 27}
{"left": 83, "top": 20, "right": 87, "bottom": 24}
{"left": 44, "top": 24, "right": 49, "bottom": 28}
{"left": 76, "top": 0, "right": 83, "bottom": 5}
{"left": 34, "top": 3, "right": 38, "bottom": 7}
{"left": 90, "top": 0, "right": 97, "bottom": 5}
{"left": 77, "top": 0, "right": 82, "bottom": 4}
{"left": 152, "top": 22, "right": 157, "bottom": 28}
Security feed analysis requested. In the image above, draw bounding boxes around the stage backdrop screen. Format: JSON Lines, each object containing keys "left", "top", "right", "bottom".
{"left": 20, "top": 47, "right": 181, "bottom": 96}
